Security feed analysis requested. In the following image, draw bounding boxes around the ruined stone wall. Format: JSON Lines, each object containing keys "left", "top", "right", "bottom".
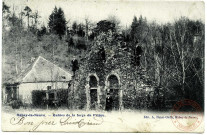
{"left": 73, "top": 32, "right": 155, "bottom": 110}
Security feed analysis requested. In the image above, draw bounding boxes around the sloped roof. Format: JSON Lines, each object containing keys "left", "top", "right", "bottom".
{"left": 12, "top": 56, "right": 72, "bottom": 83}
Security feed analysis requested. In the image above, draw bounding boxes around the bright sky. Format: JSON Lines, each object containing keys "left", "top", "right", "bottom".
{"left": 3, "top": 0, "right": 205, "bottom": 28}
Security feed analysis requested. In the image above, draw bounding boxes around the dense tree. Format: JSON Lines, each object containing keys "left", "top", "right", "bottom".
{"left": 24, "top": 6, "right": 32, "bottom": 29}
{"left": 130, "top": 15, "right": 148, "bottom": 44}
{"left": 37, "top": 25, "right": 47, "bottom": 40}
{"left": 84, "top": 18, "right": 96, "bottom": 41}
{"left": 72, "top": 21, "right": 78, "bottom": 33}
{"left": 130, "top": 16, "right": 149, "bottom": 70}
{"left": 48, "top": 7, "right": 66, "bottom": 39}
{"left": 2, "top": 2, "right": 10, "bottom": 14}
{"left": 169, "top": 18, "right": 204, "bottom": 100}
{"left": 107, "top": 15, "right": 121, "bottom": 32}
{"left": 77, "top": 24, "right": 85, "bottom": 37}
{"left": 95, "top": 20, "right": 115, "bottom": 34}
{"left": 130, "top": 16, "right": 138, "bottom": 42}
{"left": 34, "top": 11, "right": 40, "bottom": 27}
{"left": 2, "top": 2, "right": 10, "bottom": 29}
{"left": 84, "top": 17, "right": 90, "bottom": 41}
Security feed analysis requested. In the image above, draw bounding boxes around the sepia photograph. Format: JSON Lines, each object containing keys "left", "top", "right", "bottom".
{"left": 1, "top": 0, "right": 205, "bottom": 133}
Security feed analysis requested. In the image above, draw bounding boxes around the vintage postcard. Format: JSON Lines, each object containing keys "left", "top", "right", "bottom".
{"left": 1, "top": 0, "right": 205, "bottom": 133}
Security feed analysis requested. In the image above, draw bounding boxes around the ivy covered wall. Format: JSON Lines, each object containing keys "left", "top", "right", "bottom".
{"left": 71, "top": 31, "right": 155, "bottom": 110}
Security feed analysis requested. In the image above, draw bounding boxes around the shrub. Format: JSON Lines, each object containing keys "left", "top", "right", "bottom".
{"left": 11, "top": 100, "right": 22, "bottom": 109}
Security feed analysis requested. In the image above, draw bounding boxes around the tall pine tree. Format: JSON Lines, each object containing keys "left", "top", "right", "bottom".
{"left": 130, "top": 15, "right": 148, "bottom": 43}
{"left": 130, "top": 16, "right": 138, "bottom": 43}
{"left": 48, "top": 7, "right": 66, "bottom": 39}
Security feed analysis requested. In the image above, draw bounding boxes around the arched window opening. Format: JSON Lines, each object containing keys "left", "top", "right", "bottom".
{"left": 89, "top": 76, "right": 98, "bottom": 88}
{"left": 108, "top": 75, "right": 119, "bottom": 89}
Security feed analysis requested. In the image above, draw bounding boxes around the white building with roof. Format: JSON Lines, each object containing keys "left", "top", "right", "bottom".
{"left": 3, "top": 56, "right": 72, "bottom": 106}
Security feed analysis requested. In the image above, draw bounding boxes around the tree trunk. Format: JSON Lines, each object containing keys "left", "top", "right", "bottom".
{"left": 144, "top": 49, "right": 147, "bottom": 71}
{"left": 181, "top": 49, "right": 185, "bottom": 98}
{"left": 20, "top": 52, "right": 22, "bottom": 71}
{"left": 27, "top": 15, "right": 29, "bottom": 29}
{"left": 155, "top": 54, "right": 161, "bottom": 86}
{"left": 85, "top": 20, "right": 89, "bottom": 42}
{"left": 15, "top": 42, "right": 18, "bottom": 74}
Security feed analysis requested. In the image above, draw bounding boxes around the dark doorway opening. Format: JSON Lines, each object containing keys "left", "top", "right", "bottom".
{"left": 89, "top": 75, "right": 98, "bottom": 110}
{"left": 106, "top": 89, "right": 119, "bottom": 111}
{"left": 109, "top": 89, "right": 119, "bottom": 110}
{"left": 106, "top": 75, "right": 120, "bottom": 111}
{"left": 5, "top": 86, "right": 12, "bottom": 103}
{"left": 5, "top": 85, "right": 18, "bottom": 103}
{"left": 90, "top": 89, "right": 97, "bottom": 110}
{"left": 48, "top": 92, "right": 56, "bottom": 108}
{"left": 32, "top": 90, "right": 47, "bottom": 108}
